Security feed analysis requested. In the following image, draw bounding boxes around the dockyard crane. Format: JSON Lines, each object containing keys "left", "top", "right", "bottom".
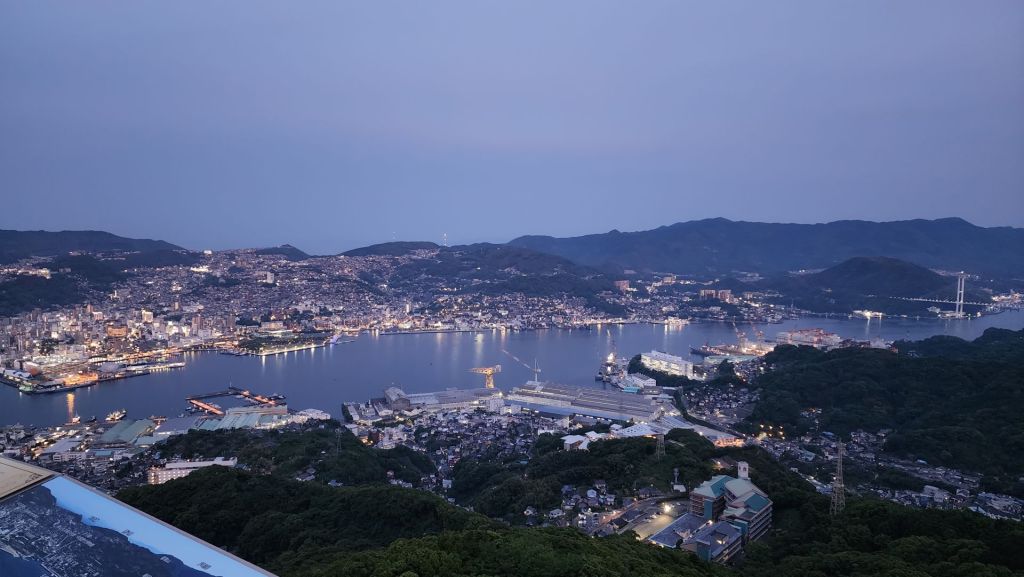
{"left": 731, "top": 320, "right": 746, "bottom": 348}
{"left": 469, "top": 364, "right": 502, "bottom": 388}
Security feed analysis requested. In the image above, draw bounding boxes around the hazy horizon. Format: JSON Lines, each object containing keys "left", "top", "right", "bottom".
{"left": 2, "top": 1, "right": 1023, "bottom": 253}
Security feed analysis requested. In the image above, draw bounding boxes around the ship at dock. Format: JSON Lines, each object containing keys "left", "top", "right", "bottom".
{"left": 774, "top": 328, "right": 843, "bottom": 349}
{"left": 595, "top": 352, "right": 624, "bottom": 383}
{"left": 691, "top": 326, "right": 776, "bottom": 358}
{"left": 105, "top": 409, "right": 126, "bottom": 422}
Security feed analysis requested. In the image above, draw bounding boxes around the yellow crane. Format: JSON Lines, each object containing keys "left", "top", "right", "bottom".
{"left": 469, "top": 364, "right": 501, "bottom": 388}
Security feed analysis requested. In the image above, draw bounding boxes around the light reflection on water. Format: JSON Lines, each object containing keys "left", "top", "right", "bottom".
{"left": 2, "top": 310, "right": 1021, "bottom": 427}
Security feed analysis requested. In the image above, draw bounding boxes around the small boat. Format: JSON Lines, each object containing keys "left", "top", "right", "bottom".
{"left": 106, "top": 409, "right": 127, "bottom": 422}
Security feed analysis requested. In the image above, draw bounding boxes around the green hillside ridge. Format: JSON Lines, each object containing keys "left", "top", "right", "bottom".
{"left": 118, "top": 425, "right": 1024, "bottom": 577}
{"left": 254, "top": 244, "right": 311, "bottom": 261}
{"left": 0, "top": 229, "right": 182, "bottom": 264}
{"left": 342, "top": 241, "right": 440, "bottom": 257}
{"left": 0, "top": 255, "right": 127, "bottom": 316}
{"left": 151, "top": 425, "right": 435, "bottom": 485}
{"left": 745, "top": 327, "right": 1024, "bottom": 495}
{"left": 805, "top": 256, "right": 949, "bottom": 296}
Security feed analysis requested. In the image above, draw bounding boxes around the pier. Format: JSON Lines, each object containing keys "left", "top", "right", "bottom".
{"left": 185, "top": 386, "right": 286, "bottom": 415}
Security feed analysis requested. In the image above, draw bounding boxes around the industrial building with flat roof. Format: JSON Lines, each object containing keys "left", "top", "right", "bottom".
{"left": 212, "top": 405, "right": 290, "bottom": 430}
{"left": 95, "top": 419, "right": 155, "bottom": 446}
{"left": 147, "top": 457, "right": 238, "bottom": 485}
{"left": 384, "top": 387, "right": 504, "bottom": 412}
{"left": 507, "top": 381, "right": 663, "bottom": 422}
{"left": 640, "top": 350, "right": 695, "bottom": 379}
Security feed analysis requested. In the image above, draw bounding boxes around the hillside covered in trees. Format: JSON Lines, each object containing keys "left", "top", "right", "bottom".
{"left": 762, "top": 256, "right": 987, "bottom": 315}
{"left": 0, "top": 229, "right": 182, "bottom": 264}
{"left": 746, "top": 328, "right": 1024, "bottom": 495}
{"left": 151, "top": 425, "right": 435, "bottom": 485}
{"left": 119, "top": 464, "right": 722, "bottom": 577}
{"left": 119, "top": 425, "right": 1024, "bottom": 577}
{"left": 0, "top": 250, "right": 198, "bottom": 316}
{"left": 0, "top": 255, "right": 127, "bottom": 316}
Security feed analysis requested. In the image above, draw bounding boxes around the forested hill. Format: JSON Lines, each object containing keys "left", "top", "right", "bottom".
{"left": 509, "top": 218, "right": 1024, "bottom": 277}
{"left": 803, "top": 256, "right": 949, "bottom": 296}
{"left": 0, "top": 229, "right": 182, "bottom": 263}
{"left": 762, "top": 256, "right": 986, "bottom": 315}
{"left": 895, "top": 327, "right": 1024, "bottom": 363}
{"left": 342, "top": 241, "right": 439, "bottom": 257}
{"left": 0, "top": 250, "right": 199, "bottom": 316}
{"left": 254, "top": 244, "right": 311, "bottom": 261}
{"left": 748, "top": 328, "right": 1024, "bottom": 495}
{"left": 117, "top": 425, "right": 1024, "bottom": 577}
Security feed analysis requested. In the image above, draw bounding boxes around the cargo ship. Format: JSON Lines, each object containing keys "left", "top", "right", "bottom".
{"left": 691, "top": 330, "right": 775, "bottom": 357}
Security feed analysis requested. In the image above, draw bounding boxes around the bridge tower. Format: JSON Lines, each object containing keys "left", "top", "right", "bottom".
{"left": 830, "top": 441, "right": 846, "bottom": 517}
{"left": 955, "top": 272, "right": 966, "bottom": 318}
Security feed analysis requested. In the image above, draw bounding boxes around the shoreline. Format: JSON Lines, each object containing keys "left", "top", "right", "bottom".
{"left": 2, "top": 311, "right": 1020, "bottom": 427}
{"left": 0, "top": 365, "right": 186, "bottom": 396}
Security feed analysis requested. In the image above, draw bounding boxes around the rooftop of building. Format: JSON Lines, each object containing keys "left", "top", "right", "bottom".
{"left": 154, "top": 415, "right": 202, "bottom": 435}
{"left": 406, "top": 387, "right": 500, "bottom": 405}
{"left": 97, "top": 419, "right": 154, "bottom": 445}
{"left": 641, "top": 350, "right": 689, "bottom": 363}
{"left": 509, "top": 381, "right": 659, "bottom": 415}
{"left": 648, "top": 512, "right": 708, "bottom": 548}
{"left": 692, "top": 475, "right": 732, "bottom": 499}
{"left": 690, "top": 520, "right": 743, "bottom": 558}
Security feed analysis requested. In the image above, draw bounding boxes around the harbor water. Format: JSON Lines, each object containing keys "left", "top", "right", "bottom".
{"left": 2, "top": 311, "right": 1022, "bottom": 427}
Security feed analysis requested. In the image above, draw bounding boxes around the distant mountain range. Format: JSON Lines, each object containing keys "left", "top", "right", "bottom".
{"left": 8, "top": 218, "right": 1022, "bottom": 280}
{"left": 0, "top": 230, "right": 182, "bottom": 264}
{"left": 509, "top": 218, "right": 1024, "bottom": 278}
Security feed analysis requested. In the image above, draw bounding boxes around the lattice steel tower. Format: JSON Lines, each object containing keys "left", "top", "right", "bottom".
{"left": 830, "top": 441, "right": 846, "bottom": 517}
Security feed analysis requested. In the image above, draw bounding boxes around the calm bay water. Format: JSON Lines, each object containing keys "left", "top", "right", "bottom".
{"left": 4, "top": 311, "right": 1022, "bottom": 427}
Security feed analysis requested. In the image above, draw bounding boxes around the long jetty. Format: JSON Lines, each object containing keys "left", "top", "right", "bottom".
{"left": 186, "top": 386, "right": 285, "bottom": 415}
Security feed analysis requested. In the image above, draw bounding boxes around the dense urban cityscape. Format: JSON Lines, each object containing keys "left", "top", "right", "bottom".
{"left": 1, "top": 229, "right": 1022, "bottom": 576}
{"left": 3, "top": 2, "right": 1023, "bottom": 576}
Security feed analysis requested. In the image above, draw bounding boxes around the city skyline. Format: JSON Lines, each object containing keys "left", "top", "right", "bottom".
{"left": 2, "top": 1, "right": 1023, "bottom": 253}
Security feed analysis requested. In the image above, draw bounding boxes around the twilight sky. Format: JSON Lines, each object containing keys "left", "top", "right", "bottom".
{"left": 1, "top": 1, "right": 1022, "bottom": 254}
